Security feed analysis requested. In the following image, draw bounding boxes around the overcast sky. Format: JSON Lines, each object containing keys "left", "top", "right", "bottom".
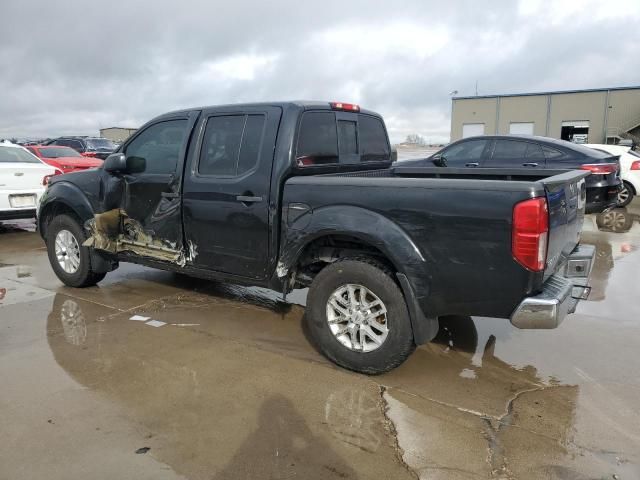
{"left": 1, "top": 0, "right": 639, "bottom": 143}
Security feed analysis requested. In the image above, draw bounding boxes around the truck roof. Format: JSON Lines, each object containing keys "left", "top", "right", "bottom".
{"left": 158, "top": 101, "right": 381, "bottom": 119}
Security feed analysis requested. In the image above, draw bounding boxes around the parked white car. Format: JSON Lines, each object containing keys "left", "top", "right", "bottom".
{"left": 586, "top": 144, "right": 640, "bottom": 207}
{"left": 0, "top": 141, "right": 58, "bottom": 221}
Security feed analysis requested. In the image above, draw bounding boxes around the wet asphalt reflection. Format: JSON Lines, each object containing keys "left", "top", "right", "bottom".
{"left": 1, "top": 202, "right": 639, "bottom": 479}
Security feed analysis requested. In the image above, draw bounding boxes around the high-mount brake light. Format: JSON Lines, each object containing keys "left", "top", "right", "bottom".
{"left": 330, "top": 102, "right": 360, "bottom": 112}
{"left": 512, "top": 197, "right": 549, "bottom": 272}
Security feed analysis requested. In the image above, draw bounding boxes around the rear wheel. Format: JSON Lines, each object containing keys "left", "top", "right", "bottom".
{"left": 306, "top": 259, "right": 415, "bottom": 374}
{"left": 617, "top": 181, "right": 634, "bottom": 207}
{"left": 46, "top": 214, "right": 106, "bottom": 287}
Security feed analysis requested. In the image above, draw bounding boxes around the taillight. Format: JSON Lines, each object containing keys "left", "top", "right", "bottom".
{"left": 82, "top": 151, "right": 97, "bottom": 157}
{"left": 580, "top": 163, "right": 617, "bottom": 174}
{"left": 512, "top": 197, "right": 548, "bottom": 272}
{"left": 631, "top": 160, "right": 640, "bottom": 171}
{"left": 330, "top": 102, "right": 360, "bottom": 112}
{"left": 43, "top": 169, "right": 63, "bottom": 185}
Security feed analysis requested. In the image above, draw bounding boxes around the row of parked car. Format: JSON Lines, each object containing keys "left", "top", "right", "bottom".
{"left": 0, "top": 136, "right": 116, "bottom": 220}
{"left": 0, "top": 131, "right": 637, "bottom": 222}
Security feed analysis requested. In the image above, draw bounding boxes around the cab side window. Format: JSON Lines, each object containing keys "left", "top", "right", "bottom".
{"left": 124, "top": 120, "right": 188, "bottom": 174}
{"left": 198, "top": 114, "right": 266, "bottom": 177}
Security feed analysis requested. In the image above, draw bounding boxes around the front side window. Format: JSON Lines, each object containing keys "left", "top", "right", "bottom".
{"left": 441, "top": 139, "right": 488, "bottom": 166}
{"left": 125, "top": 119, "right": 188, "bottom": 174}
{"left": 198, "top": 114, "right": 266, "bottom": 177}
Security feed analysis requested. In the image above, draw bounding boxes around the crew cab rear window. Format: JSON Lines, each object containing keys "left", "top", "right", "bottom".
{"left": 296, "top": 111, "right": 390, "bottom": 166}
{"left": 296, "top": 112, "right": 339, "bottom": 166}
{"left": 198, "top": 114, "right": 266, "bottom": 177}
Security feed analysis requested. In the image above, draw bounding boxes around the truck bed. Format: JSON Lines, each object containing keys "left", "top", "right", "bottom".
{"left": 282, "top": 167, "right": 588, "bottom": 319}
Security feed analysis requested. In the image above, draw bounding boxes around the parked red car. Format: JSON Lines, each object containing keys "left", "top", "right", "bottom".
{"left": 27, "top": 145, "right": 103, "bottom": 173}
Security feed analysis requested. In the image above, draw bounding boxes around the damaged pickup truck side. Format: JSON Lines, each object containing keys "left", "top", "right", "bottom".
{"left": 38, "top": 101, "right": 595, "bottom": 374}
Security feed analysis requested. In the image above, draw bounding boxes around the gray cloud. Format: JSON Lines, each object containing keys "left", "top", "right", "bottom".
{"left": 1, "top": 0, "right": 638, "bottom": 142}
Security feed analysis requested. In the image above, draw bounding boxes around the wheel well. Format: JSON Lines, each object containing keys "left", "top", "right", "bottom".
{"left": 39, "top": 202, "right": 83, "bottom": 238}
{"left": 291, "top": 234, "right": 397, "bottom": 288}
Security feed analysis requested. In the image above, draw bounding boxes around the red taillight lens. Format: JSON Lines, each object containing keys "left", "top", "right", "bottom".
{"left": 631, "top": 160, "right": 640, "bottom": 171}
{"left": 330, "top": 102, "right": 360, "bottom": 112}
{"left": 43, "top": 169, "right": 63, "bottom": 185}
{"left": 82, "top": 151, "right": 97, "bottom": 157}
{"left": 512, "top": 197, "right": 549, "bottom": 272}
{"left": 580, "top": 163, "right": 617, "bottom": 174}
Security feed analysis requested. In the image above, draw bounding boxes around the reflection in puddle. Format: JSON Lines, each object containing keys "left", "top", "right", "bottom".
{"left": 325, "top": 388, "right": 382, "bottom": 453}
{"left": 60, "top": 299, "right": 87, "bottom": 346}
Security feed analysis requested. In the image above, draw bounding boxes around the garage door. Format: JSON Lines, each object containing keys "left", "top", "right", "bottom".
{"left": 509, "top": 122, "right": 534, "bottom": 135}
{"left": 462, "top": 123, "right": 485, "bottom": 138}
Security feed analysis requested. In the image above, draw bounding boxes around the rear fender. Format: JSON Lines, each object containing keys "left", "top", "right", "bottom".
{"left": 279, "top": 205, "right": 436, "bottom": 343}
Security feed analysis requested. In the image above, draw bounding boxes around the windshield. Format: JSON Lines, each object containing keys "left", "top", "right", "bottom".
{"left": 0, "top": 146, "right": 42, "bottom": 164}
{"left": 85, "top": 138, "right": 116, "bottom": 150}
{"left": 39, "top": 147, "right": 82, "bottom": 158}
{"left": 629, "top": 150, "right": 640, "bottom": 158}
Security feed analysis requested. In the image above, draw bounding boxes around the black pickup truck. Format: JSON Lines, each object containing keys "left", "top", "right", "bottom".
{"left": 38, "top": 101, "right": 595, "bottom": 374}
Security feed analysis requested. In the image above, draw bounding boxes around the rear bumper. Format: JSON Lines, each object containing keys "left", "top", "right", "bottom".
{"left": 0, "top": 208, "right": 37, "bottom": 220}
{"left": 510, "top": 244, "right": 595, "bottom": 329}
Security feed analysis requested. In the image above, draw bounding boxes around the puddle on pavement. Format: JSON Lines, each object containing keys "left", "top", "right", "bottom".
{"left": 2, "top": 207, "right": 640, "bottom": 479}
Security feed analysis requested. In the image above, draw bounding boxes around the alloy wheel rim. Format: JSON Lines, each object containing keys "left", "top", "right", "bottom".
{"left": 326, "top": 284, "right": 389, "bottom": 352}
{"left": 618, "top": 186, "right": 629, "bottom": 204}
{"left": 54, "top": 229, "right": 81, "bottom": 274}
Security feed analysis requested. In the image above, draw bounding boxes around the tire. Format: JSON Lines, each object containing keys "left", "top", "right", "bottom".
{"left": 46, "top": 214, "right": 106, "bottom": 287}
{"left": 306, "top": 258, "right": 415, "bottom": 374}
{"left": 617, "top": 181, "right": 634, "bottom": 207}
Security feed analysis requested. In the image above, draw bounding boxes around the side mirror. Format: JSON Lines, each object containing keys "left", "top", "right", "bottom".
{"left": 103, "top": 153, "right": 146, "bottom": 174}
{"left": 103, "top": 153, "right": 126, "bottom": 173}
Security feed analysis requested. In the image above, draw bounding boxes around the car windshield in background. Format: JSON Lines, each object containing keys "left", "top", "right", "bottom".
{"left": 0, "top": 146, "right": 42, "bottom": 163}
{"left": 629, "top": 150, "right": 640, "bottom": 158}
{"left": 39, "top": 147, "right": 82, "bottom": 158}
{"left": 86, "top": 139, "right": 116, "bottom": 150}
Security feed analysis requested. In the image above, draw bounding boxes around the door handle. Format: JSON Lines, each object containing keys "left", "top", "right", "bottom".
{"left": 236, "top": 195, "right": 263, "bottom": 203}
{"left": 161, "top": 191, "right": 179, "bottom": 199}
{"left": 465, "top": 162, "right": 479, "bottom": 167}
{"left": 522, "top": 162, "right": 539, "bottom": 167}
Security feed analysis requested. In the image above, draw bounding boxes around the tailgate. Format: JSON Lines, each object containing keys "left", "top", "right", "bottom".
{"left": 540, "top": 170, "right": 589, "bottom": 280}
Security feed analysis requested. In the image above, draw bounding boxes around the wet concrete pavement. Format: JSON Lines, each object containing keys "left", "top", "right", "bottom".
{"left": 1, "top": 203, "right": 640, "bottom": 479}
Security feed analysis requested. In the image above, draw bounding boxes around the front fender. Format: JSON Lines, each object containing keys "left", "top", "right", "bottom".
{"left": 38, "top": 181, "right": 95, "bottom": 237}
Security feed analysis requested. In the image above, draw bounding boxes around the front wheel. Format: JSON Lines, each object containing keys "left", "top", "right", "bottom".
{"left": 617, "top": 181, "right": 634, "bottom": 207}
{"left": 46, "top": 214, "right": 106, "bottom": 288}
{"left": 306, "top": 259, "right": 415, "bottom": 374}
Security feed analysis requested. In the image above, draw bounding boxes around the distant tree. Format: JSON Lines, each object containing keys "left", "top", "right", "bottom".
{"left": 9, "top": 137, "right": 18, "bottom": 144}
{"left": 404, "top": 134, "right": 427, "bottom": 145}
